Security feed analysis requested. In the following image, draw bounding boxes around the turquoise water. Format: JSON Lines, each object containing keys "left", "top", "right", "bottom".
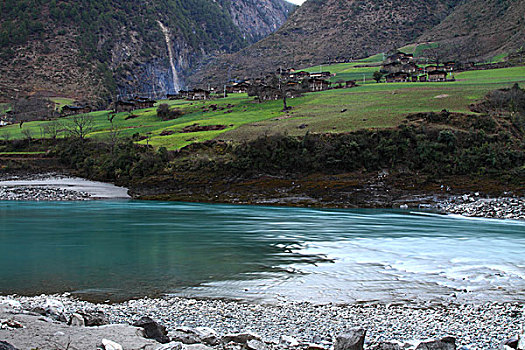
{"left": 0, "top": 201, "right": 524, "bottom": 303}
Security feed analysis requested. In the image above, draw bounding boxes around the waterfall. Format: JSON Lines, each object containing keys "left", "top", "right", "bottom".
{"left": 157, "top": 21, "right": 181, "bottom": 93}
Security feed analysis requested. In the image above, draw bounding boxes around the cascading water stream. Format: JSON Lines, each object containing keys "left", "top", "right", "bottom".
{"left": 157, "top": 21, "right": 181, "bottom": 93}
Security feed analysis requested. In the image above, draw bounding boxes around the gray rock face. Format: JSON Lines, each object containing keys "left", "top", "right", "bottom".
{"left": 133, "top": 316, "right": 170, "bottom": 343}
{"left": 334, "top": 329, "right": 367, "bottom": 350}
{"left": 0, "top": 341, "right": 18, "bottom": 350}
{"left": 415, "top": 336, "right": 456, "bottom": 350}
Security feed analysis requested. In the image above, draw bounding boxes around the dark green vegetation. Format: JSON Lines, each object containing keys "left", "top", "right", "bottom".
{"left": 0, "top": 0, "right": 247, "bottom": 59}
{"left": 0, "top": 0, "right": 294, "bottom": 102}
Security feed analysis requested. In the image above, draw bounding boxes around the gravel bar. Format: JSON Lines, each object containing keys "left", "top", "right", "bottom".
{"left": 2, "top": 295, "right": 523, "bottom": 350}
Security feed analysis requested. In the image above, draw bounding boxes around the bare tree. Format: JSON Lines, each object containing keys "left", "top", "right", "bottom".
{"left": 21, "top": 128, "right": 32, "bottom": 142}
{"left": 43, "top": 120, "right": 62, "bottom": 140}
{"left": 65, "top": 114, "right": 94, "bottom": 140}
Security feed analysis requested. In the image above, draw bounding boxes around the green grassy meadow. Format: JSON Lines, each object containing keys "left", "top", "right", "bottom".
{"left": 1, "top": 66, "right": 524, "bottom": 150}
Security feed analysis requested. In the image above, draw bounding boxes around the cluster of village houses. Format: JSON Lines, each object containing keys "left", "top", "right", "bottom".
{"left": 381, "top": 52, "right": 454, "bottom": 82}
{"left": 0, "top": 52, "right": 456, "bottom": 123}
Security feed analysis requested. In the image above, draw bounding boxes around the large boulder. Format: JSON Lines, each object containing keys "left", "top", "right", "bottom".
{"left": 42, "top": 299, "right": 67, "bottom": 322}
{"left": 0, "top": 341, "right": 18, "bottom": 350}
{"left": 415, "top": 336, "right": 456, "bottom": 350}
{"left": 334, "top": 329, "right": 367, "bottom": 350}
{"left": 133, "top": 316, "right": 170, "bottom": 344}
{"left": 79, "top": 311, "right": 108, "bottom": 326}
{"left": 222, "top": 331, "right": 262, "bottom": 344}
{"left": 102, "top": 339, "right": 123, "bottom": 350}
{"left": 170, "top": 327, "right": 218, "bottom": 345}
{"left": 68, "top": 313, "right": 85, "bottom": 327}
{"left": 371, "top": 342, "right": 403, "bottom": 350}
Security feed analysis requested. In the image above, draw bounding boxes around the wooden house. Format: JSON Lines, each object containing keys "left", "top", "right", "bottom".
{"left": 134, "top": 98, "right": 156, "bottom": 109}
{"left": 309, "top": 72, "right": 332, "bottom": 79}
{"left": 308, "top": 78, "right": 331, "bottom": 91}
{"left": 189, "top": 89, "right": 210, "bottom": 100}
{"left": 385, "top": 72, "right": 410, "bottom": 83}
{"left": 426, "top": 65, "right": 439, "bottom": 72}
{"left": 61, "top": 105, "right": 92, "bottom": 116}
{"left": 289, "top": 71, "right": 310, "bottom": 80}
{"left": 385, "top": 52, "right": 414, "bottom": 65}
{"left": 115, "top": 100, "right": 136, "bottom": 112}
{"left": 226, "top": 82, "right": 251, "bottom": 94}
{"left": 444, "top": 62, "right": 455, "bottom": 72}
{"left": 428, "top": 70, "right": 447, "bottom": 82}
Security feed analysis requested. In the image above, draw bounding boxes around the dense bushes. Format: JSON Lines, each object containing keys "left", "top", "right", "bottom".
{"left": 157, "top": 104, "right": 183, "bottom": 120}
{"left": 54, "top": 138, "right": 170, "bottom": 183}
{"left": 226, "top": 123, "right": 524, "bottom": 177}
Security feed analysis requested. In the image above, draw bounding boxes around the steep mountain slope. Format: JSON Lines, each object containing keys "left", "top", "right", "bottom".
{"left": 0, "top": 0, "right": 295, "bottom": 105}
{"left": 189, "top": 0, "right": 460, "bottom": 86}
{"left": 417, "top": 0, "right": 525, "bottom": 61}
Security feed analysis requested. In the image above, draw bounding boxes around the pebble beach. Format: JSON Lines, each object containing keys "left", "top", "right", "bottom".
{"left": 1, "top": 294, "right": 524, "bottom": 350}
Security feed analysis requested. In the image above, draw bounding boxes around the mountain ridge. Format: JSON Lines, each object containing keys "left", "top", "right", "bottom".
{"left": 0, "top": 0, "right": 295, "bottom": 105}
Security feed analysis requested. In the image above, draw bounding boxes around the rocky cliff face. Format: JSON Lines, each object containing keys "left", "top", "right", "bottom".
{"left": 228, "top": 0, "right": 296, "bottom": 42}
{"left": 0, "top": 0, "right": 295, "bottom": 105}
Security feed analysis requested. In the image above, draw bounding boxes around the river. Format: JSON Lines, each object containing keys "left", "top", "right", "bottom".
{"left": 0, "top": 200, "right": 523, "bottom": 304}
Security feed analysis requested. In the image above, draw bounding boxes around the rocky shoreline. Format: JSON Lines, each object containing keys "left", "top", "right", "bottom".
{"left": 436, "top": 195, "right": 525, "bottom": 221}
{"left": 0, "top": 173, "right": 523, "bottom": 220}
{"left": 1, "top": 295, "right": 524, "bottom": 350}
{"left": 0, "top": 173, "right": 130, "bottom": 200}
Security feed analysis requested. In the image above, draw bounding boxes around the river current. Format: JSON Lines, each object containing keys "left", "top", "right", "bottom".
{"left": 1, "top": 201, "right": 523, "bottom": 304}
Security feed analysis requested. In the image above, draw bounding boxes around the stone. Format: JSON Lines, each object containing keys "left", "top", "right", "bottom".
{"left": 133, "top": 316, "right": 170, "bottom": 343}
{"left": 222, "top": 331, "right": 262, "bottom": 344}
{"left": 0, "top": 300, "right": 22, "bottom": 311}
{"left": 415, "top": 337, "right": 456, "bottom": 350}
{"left": 170, "top": 327, "right": 204, "bottom": 345}
{"left": 79, "top": 311, "right": 108, "bottom": 326}
{"left": 182, "top": 345, "right": 214, "bottom": 350}
{"left": 334, "top": 329, "right": 367, "bottom": 350}
{"left": 43, "top": 299, "right": 65, "bottom": 315}
{"left": 43, "top": 299, "right": 66, "bottom": 322}
{"left": 102, "top": 338, "right": 123, "bottom": 350}
{"left": 0, "top": 319, "right": 23, "bottom": 329}
{"left": 280, "top": 335, "right": 300, "bottom": 347}
{"left": 247, "top": 339, "right": 267, "bottom": 350}
{"left": 31, "top": 307, "right": 47, "bottom": 316}
{"left": 501, "top": 336, "right": 518, "bottom": 349}
{"left": 372, "top": 342, "right": 403, "bottom": 350}
{"left": 518, "top": 328, "right": 525, "bottom": 350}
{"left": 68, "top": 313, "right": 85, "bottom": 327}
{"left": 306, "top": 344, "right": 326, "bottom": 350}
{"left": 155, "top": 342, "right": 184, "bottom": 350}
{"left": 0, "top": 341, "right": 18, "bottom": 350}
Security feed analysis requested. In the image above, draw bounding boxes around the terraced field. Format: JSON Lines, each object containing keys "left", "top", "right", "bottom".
{"left": 1, "top": 66, "right": 524, "bottom": 150}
